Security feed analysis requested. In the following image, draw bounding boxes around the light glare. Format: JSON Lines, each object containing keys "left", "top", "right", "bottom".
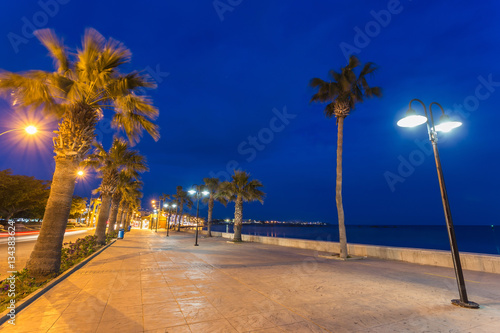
{"left": 435, "top": 121, "right": 462, "bottom": 133}
{"left": 397, "top": 115, "right": 428, "bottom": 127}
{"left": 25, "top": 125, "right": 37, "bottom": 135}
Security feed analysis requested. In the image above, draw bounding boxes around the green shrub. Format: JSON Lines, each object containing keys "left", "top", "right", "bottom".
{"left": 0, "top": 269, "right": 51, "bottom": 312}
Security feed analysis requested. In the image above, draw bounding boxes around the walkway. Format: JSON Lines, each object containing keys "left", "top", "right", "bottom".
{"left": 2, "top": 229, "right": 500, "bottom": 332}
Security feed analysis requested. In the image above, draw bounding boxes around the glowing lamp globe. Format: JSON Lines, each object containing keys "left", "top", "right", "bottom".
{"left": 434, "top": 115, "right": 462, "bottom": 132}
{"left": 25, "top": 125, "right": 37, "bottom": 134}
{"left": 397, "top": 109, "right": 427, "bottom": 127}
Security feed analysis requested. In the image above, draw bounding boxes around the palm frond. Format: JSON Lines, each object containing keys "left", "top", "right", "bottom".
{"left": 34, "top": 29, "right": 70, "bottom": 73}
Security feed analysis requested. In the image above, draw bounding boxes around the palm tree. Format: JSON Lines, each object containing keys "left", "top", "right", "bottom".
{"left": 309, "top": 55, "right": 382, "bottom": 259}
{"left": 219, "top": 170, "right": 265, "bottom": 242}
{"left": 85, "top": 138, "right": 148, "bottom": 244}
{"left": 174, "top": 186, "right": 193, "bottom": 231}
{"left": 118, "top": 185, "right": 142, "bottom": 231}
{"left": 159, "top": 193, "right": 170, "bottom": 229}
{"left": 0, "top": 29, "right": 159, "bottom": 276}
{"left": 203, "top": 177, "right": 227, "bottom": 237}
{"left": 107, "top": 175, "right": 142, "bottom": 234}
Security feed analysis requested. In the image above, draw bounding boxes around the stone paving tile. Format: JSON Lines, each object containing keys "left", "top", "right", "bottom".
{"left": 188, "top": 318, "right": 238, "bottom": 332}
{"left": 278, "top": 321, "right": 328, "bottom": 333}
{"left": 225, "top": 313, "right": 276, "bottom": 332}
{"left": 0, "top": 314, "right": 61, "bottom": 333}
{"left": 143, "top": 310, "right": 187, "bottom": 331}
{"left": 47, "top": 315, "right": 101, "bottom": 332}
{"left": 96, "top": 317, "right": 144, "bottom": 333}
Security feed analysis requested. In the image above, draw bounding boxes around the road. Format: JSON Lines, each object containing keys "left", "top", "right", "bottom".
{"left": 0, "top": 229, "right": 92, "bottom": 278}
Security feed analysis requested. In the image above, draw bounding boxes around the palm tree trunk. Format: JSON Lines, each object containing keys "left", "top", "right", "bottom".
{"left": 336, "top": 116, "right": 348, "bottom": 259}
{"left": 177, "top": 204, "right": 184, "bottom": 231}
{"left": 95, "top": 193, "right": 112, "bottom": 245}
{"left": 174, "top": 207, "right": 179, "bottom": 230}
{"left": 124, "top": 210, "right": 131, "bottom": 230}
{"left": 116, "top": 206, "right": 123, "bottom": 228}
{"left": 233, "top": 195, "right": 243, "bottom": 242}
{"left": 207, "top": 197, "right": 214, "bottom": 237}
{"left": 26, "top": 157, "right": 78, "bottom": 277}
{"left": 107, "top": 195, "right": 120, "bottom": 234}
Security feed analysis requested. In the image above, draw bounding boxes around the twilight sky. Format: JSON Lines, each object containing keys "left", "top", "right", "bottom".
{"left": 1, "top": 1, "right": 499, "bottom": 225}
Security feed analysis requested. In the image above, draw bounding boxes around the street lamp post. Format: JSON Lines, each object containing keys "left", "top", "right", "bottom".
{"left": 397, "top": 98, "right": 479, "bottom": 309}
{"left": 150, "top": 200, "right": 157, "bottom": 231}
{"left": 188, "top": 185, "right": 209, "bottom": 246}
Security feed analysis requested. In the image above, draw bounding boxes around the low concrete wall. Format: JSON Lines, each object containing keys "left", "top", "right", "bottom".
{"left": 205, "top": 231, "right": 500, "bottom": 274}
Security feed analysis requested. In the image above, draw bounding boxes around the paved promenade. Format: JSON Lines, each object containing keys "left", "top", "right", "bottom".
{"left": 2, "top": 229, "right": 500, "bottom": 332}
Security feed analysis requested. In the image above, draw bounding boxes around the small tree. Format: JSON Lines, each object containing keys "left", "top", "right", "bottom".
{"left": 202, "top": 177, "right": 227, "bottom": 237}
{"left": 69, "top": 196, "right": 88, "bottom": 221}
{"left": 0, "top": 169, "right": 50, "bottom": 221}
{"left": 219, "top": 170, "right": 265, "bottom": 242}
{"left": 174, "top": 186, "right": 193, "bottom": 231}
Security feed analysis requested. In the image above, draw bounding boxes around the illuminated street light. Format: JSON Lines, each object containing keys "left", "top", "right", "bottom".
{"left": 0, "top": 125, "right": 38, "bottom": 137}
{"left": 77, "top": 170, "right": 84, "bottom": 177}
{"left": 397, "top": 98, "right": 477, "bottom": 309}
{"left": 188, "top": 185, "right": 210, "bottom": 246}
{"left": 25, "top": 125, "right": 37, "bottom": 135}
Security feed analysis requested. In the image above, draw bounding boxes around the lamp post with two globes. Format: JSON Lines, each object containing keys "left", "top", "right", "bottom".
{"left": 397, "top": 98, "right": 478, "bottom": 309}
{"left": 188, "top": 185, "right": 210, "bottom": 246}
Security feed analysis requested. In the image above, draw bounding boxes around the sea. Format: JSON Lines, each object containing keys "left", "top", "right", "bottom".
{"left": 207, "top": 224, "right": 500, "bottom": 255}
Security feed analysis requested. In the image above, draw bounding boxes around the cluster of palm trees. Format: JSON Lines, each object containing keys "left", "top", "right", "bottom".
{"left": 84, "top": 138, "right": 147, "bottom": 244}
{"left": 0, "top": 25, "right": 381, "bottom": 275}
{"left": 158, "top": 170, "right": 265, "bottom": 242}
{"left": 0, "top": 29, "right": 159, "bottom": 277}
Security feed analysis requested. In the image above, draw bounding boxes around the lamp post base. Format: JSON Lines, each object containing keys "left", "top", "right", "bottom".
{"left": 194, "top": 243, "right": 199, "bottom": 246}
{"left": 451, "top": 299, "right": 480, "bottom": 309}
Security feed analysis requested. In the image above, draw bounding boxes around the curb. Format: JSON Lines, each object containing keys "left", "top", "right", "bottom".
{"left": 0, "top": 239, "right": 117, "bottom": 326}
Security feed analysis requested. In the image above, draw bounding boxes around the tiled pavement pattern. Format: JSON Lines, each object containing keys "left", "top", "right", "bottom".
{"left": 2, "top": 229, "right": 500, "bottom": 332}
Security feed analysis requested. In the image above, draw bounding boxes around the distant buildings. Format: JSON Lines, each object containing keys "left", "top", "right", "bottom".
{"left": 212, "top": 219, "right": 327, "bottom": 226}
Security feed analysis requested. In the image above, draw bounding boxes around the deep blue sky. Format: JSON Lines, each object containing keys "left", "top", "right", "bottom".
{"left": 1, "top": 1, "right": 499, "bottom": 225}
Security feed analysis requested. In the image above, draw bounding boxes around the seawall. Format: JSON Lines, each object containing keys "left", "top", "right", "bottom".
{"left": 203, "top": 230, "right": 500, "bottom": 274}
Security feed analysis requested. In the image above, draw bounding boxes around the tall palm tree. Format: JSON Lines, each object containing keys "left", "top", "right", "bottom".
{"left": 310, "top": 55, "right": 382, "bottom": 259}
{"left": 219, "top": 170, "right": 265, "bottom": 242}
{"left": 174, "top": 186, "right": 193, "bottom": 231}
{"left": 203, "top": 177, "right": 227, "bottom": 237}
{"left": 0, "top": 29, "right": 159, "bottom": 276}
{"left": 85, "top": 138, "right": 148, "bottom": 244}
